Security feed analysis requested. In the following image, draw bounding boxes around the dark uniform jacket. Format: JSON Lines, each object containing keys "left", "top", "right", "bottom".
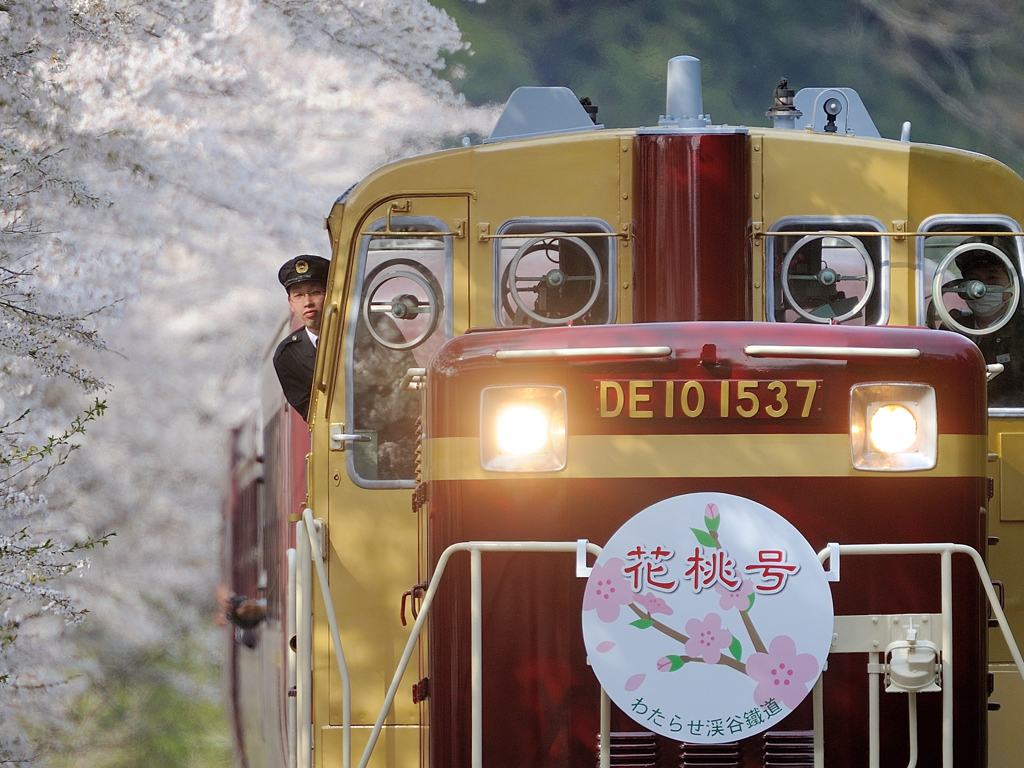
{"left": 948, "top": 309, "right": 1024, "bottom": 408}
{"left": 975, "top": 318, "right": 1024, "bottom": 408}
{"left": 273, "top": 329, "right": 317, "bottom": 421}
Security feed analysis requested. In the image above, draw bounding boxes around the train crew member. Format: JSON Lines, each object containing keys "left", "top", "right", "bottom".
{"left": 215, "top": 584, "right": 267, "bottom": 635}
{"left": 274, "top": 255, "right": 330, "bottom": 421}
{"left": 952, "top": 247, "right": 1014, "bottom": 330}
{"left": 946, "top": 245, "right": 1024, "bottom": 406}
{"left": 218, "top": 589, "right": 267, "bottom": 629}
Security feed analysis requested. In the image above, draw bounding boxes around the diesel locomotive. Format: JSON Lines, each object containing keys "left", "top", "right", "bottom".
{"left": 222, "top": 57, "right": 1024, "bottom": 768}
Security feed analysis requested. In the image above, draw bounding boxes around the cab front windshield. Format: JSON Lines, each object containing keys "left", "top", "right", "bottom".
{"left": 923, "top": 231, "right": 1024, "bottom": 408}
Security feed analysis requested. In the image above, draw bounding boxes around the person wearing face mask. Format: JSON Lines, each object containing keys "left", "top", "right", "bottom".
{"left": 945, "top": 245, "right": 1024, "bottom": 407}
{"left": 952, "top": 249, "right": 1014, "bottom": 328}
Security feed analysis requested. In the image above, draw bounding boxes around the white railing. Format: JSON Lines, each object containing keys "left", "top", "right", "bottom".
{"left": 813, "top": 542, "right": 1024, "bottom": 768}
{"left": 296, "top": 509, "right": 350, "bottom": 768}
{"left": 294, "top": 521, "right": 313, "bottom": 768}
{"left": 290, "top": 518, "right": 1024, "bottom": 768}
{"left": 286, "top": 548, "right": 297, "bottom": 768}
{"left": 291, "top": 510, "right": 605, "bottom": 768}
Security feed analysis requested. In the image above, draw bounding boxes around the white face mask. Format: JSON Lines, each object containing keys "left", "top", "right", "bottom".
{"left": 966, "top": 290, "right": 1008, "bottom": 319}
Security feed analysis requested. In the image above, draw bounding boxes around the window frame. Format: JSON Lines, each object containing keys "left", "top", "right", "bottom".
{"left": 765, "top": 215, "right": 891, "bottom": 327}
{"left": 344, "top": 215, "right": 454, "bottom": 489}
{"left": 492, "top": 217, "right": 617, "bottom": 327}
{"left": 915, "top": 213, "right": 1024, "bottom": 418}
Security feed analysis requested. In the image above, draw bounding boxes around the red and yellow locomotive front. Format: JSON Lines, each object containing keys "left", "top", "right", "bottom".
{"left": 422, "top": 321, "right": 988, "bottom": 768}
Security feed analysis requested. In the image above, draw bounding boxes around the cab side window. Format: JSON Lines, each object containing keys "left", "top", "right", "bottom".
{"left": 918, "top": 216, "right": 1024, "bottom": 410}
{"left": 347, "top": 218, "right": 451, "bottom": 486}
{"left": 494, "top": 218, "right": 616, "bottom": 327}
{"left": 767, "top": 217, "right": 889, "bottom": 326}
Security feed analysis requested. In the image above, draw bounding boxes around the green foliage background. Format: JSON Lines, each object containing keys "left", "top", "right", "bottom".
{"left": 43, "top": 642, "right": 230, "bottom": 768}
{"left": 432, "top": 0, "right": 1024, "bottom": 173}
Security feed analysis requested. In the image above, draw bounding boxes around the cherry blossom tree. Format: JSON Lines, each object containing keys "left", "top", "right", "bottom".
{"left": 0, "top": 0, "right": 126, "bottom": 758}
{"left": 0, "top": 0, "right": 495, "bottom": 761}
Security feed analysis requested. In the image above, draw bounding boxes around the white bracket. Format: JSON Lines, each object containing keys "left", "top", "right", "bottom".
{"left": 312, "top": 518, "right": 327, "bottom": 562}
{"left": 401, "top": 367, "right": 427, "bottom": 391}
{"left": 824, "top": 542, "right": 841, "bottom": 582}
{"left": 831, "top": 613, "right": 943, "bottom": 655}
{"left": 576, "top": 539, "right": 593, "bottom": 578}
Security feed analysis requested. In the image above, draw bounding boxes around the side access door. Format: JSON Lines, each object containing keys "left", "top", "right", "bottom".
{"left": 315, "top": 195, "right": 469, "bottom": 768}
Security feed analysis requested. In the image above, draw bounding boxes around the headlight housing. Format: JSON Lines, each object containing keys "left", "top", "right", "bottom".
{"left": 850, "top": 383, "right": 937, "bottom": 471}
{"left": 480, "top": 386, "right": 567, "bottom": 472}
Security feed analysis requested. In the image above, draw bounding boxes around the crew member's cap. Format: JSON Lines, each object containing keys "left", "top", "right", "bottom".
{"left": 279, "top": 255, "right": 330, "bottom": 289}
{"left": 955, "top": 246, "right": 1008, "bottom": 275}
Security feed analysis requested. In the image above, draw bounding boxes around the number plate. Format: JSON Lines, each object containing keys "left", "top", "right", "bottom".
{"left": 595, "top": 379, "right": 824, "bottom": 420}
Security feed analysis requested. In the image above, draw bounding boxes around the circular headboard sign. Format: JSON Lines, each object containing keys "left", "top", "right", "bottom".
{"left": 582, "top": 492, "right": 834, "bottom": 743}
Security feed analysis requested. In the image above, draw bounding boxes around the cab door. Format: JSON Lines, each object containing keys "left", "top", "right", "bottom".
{"left": 314, "top": 196, "right": 468, "bottom": 768}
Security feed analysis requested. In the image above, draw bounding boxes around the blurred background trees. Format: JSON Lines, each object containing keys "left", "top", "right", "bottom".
{"left": 0, "top": 0, "right": 491, "bottom": 763}
{"left": 434, "top": 0, "right": 1024, "bottom": 172}
{"left": 0, "top": 1, "right": 122, "bottom": 759}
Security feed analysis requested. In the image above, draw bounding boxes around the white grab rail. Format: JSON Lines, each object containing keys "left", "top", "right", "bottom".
{"left": 298, "top": 508, "right": 352, "bottom": 768}
{"left": 360, "top": 539, "right": 604, "bottom": 768}
{"left": 292, "top": 521, "right": 605, "bottom": 768}
{"left": 286, "top": 548, "right": 297, "bottom": 768}
{"left": 295, "top": 519, "right": 313, "bottom": 768}
{"left": 814, "top": 542, "right": 1024, "bottom": 768}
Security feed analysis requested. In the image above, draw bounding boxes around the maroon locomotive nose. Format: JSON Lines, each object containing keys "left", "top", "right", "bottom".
{"left": 632, "top": 131, "right": 751, "bottom": 323}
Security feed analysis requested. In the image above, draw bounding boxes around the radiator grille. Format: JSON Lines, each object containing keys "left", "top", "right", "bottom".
{"left": 762, "top": 730, "right": 814, "bottom": 767}
{"left": 596, "top": 731, "right": 659, "bottom": 768}
{"left": 679, "top": 740, "right": 740, "bottom": 767}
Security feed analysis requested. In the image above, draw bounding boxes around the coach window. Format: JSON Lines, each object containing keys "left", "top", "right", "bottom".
{"left": 918, "top": 215, "right": 1024, "bottom": 411}
{"left": 494, "top": 218, "right": 616, "bottom": 327}
{"left": 346, "top": 217, "right": 452, "bottom": 487}
{"left": 767, "top": 217, "right": 889, "bottom": 326}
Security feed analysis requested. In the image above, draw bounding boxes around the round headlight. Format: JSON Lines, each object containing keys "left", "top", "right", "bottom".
{"left": 496, "top": 404, "right": 550, "bottom": 455}
{"left": 869, "top": 404, "right": 918, "bottom": 453}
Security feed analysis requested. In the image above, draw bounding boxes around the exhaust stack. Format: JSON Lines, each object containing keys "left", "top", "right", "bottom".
{"left": 660, "top": 55, "right": 710, "bottom": 128}
{"left": 634, "top": 55, "right": 751, "bottom": 323}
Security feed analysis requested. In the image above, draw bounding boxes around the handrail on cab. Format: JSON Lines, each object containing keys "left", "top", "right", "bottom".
{"left": 298, "top": 508, "right": 352, "bottom": 768}
{"left": 315, "top": 303, "right": 339, "bottom": 394}
{"left": 814, "top": 542, "right": 1024, "bottom": 768}
{"left": 294, "top": 524, "right": 605, "bottom": 768}
{"left": 293, "top": 525, "right": 1024, "bottom": 768}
